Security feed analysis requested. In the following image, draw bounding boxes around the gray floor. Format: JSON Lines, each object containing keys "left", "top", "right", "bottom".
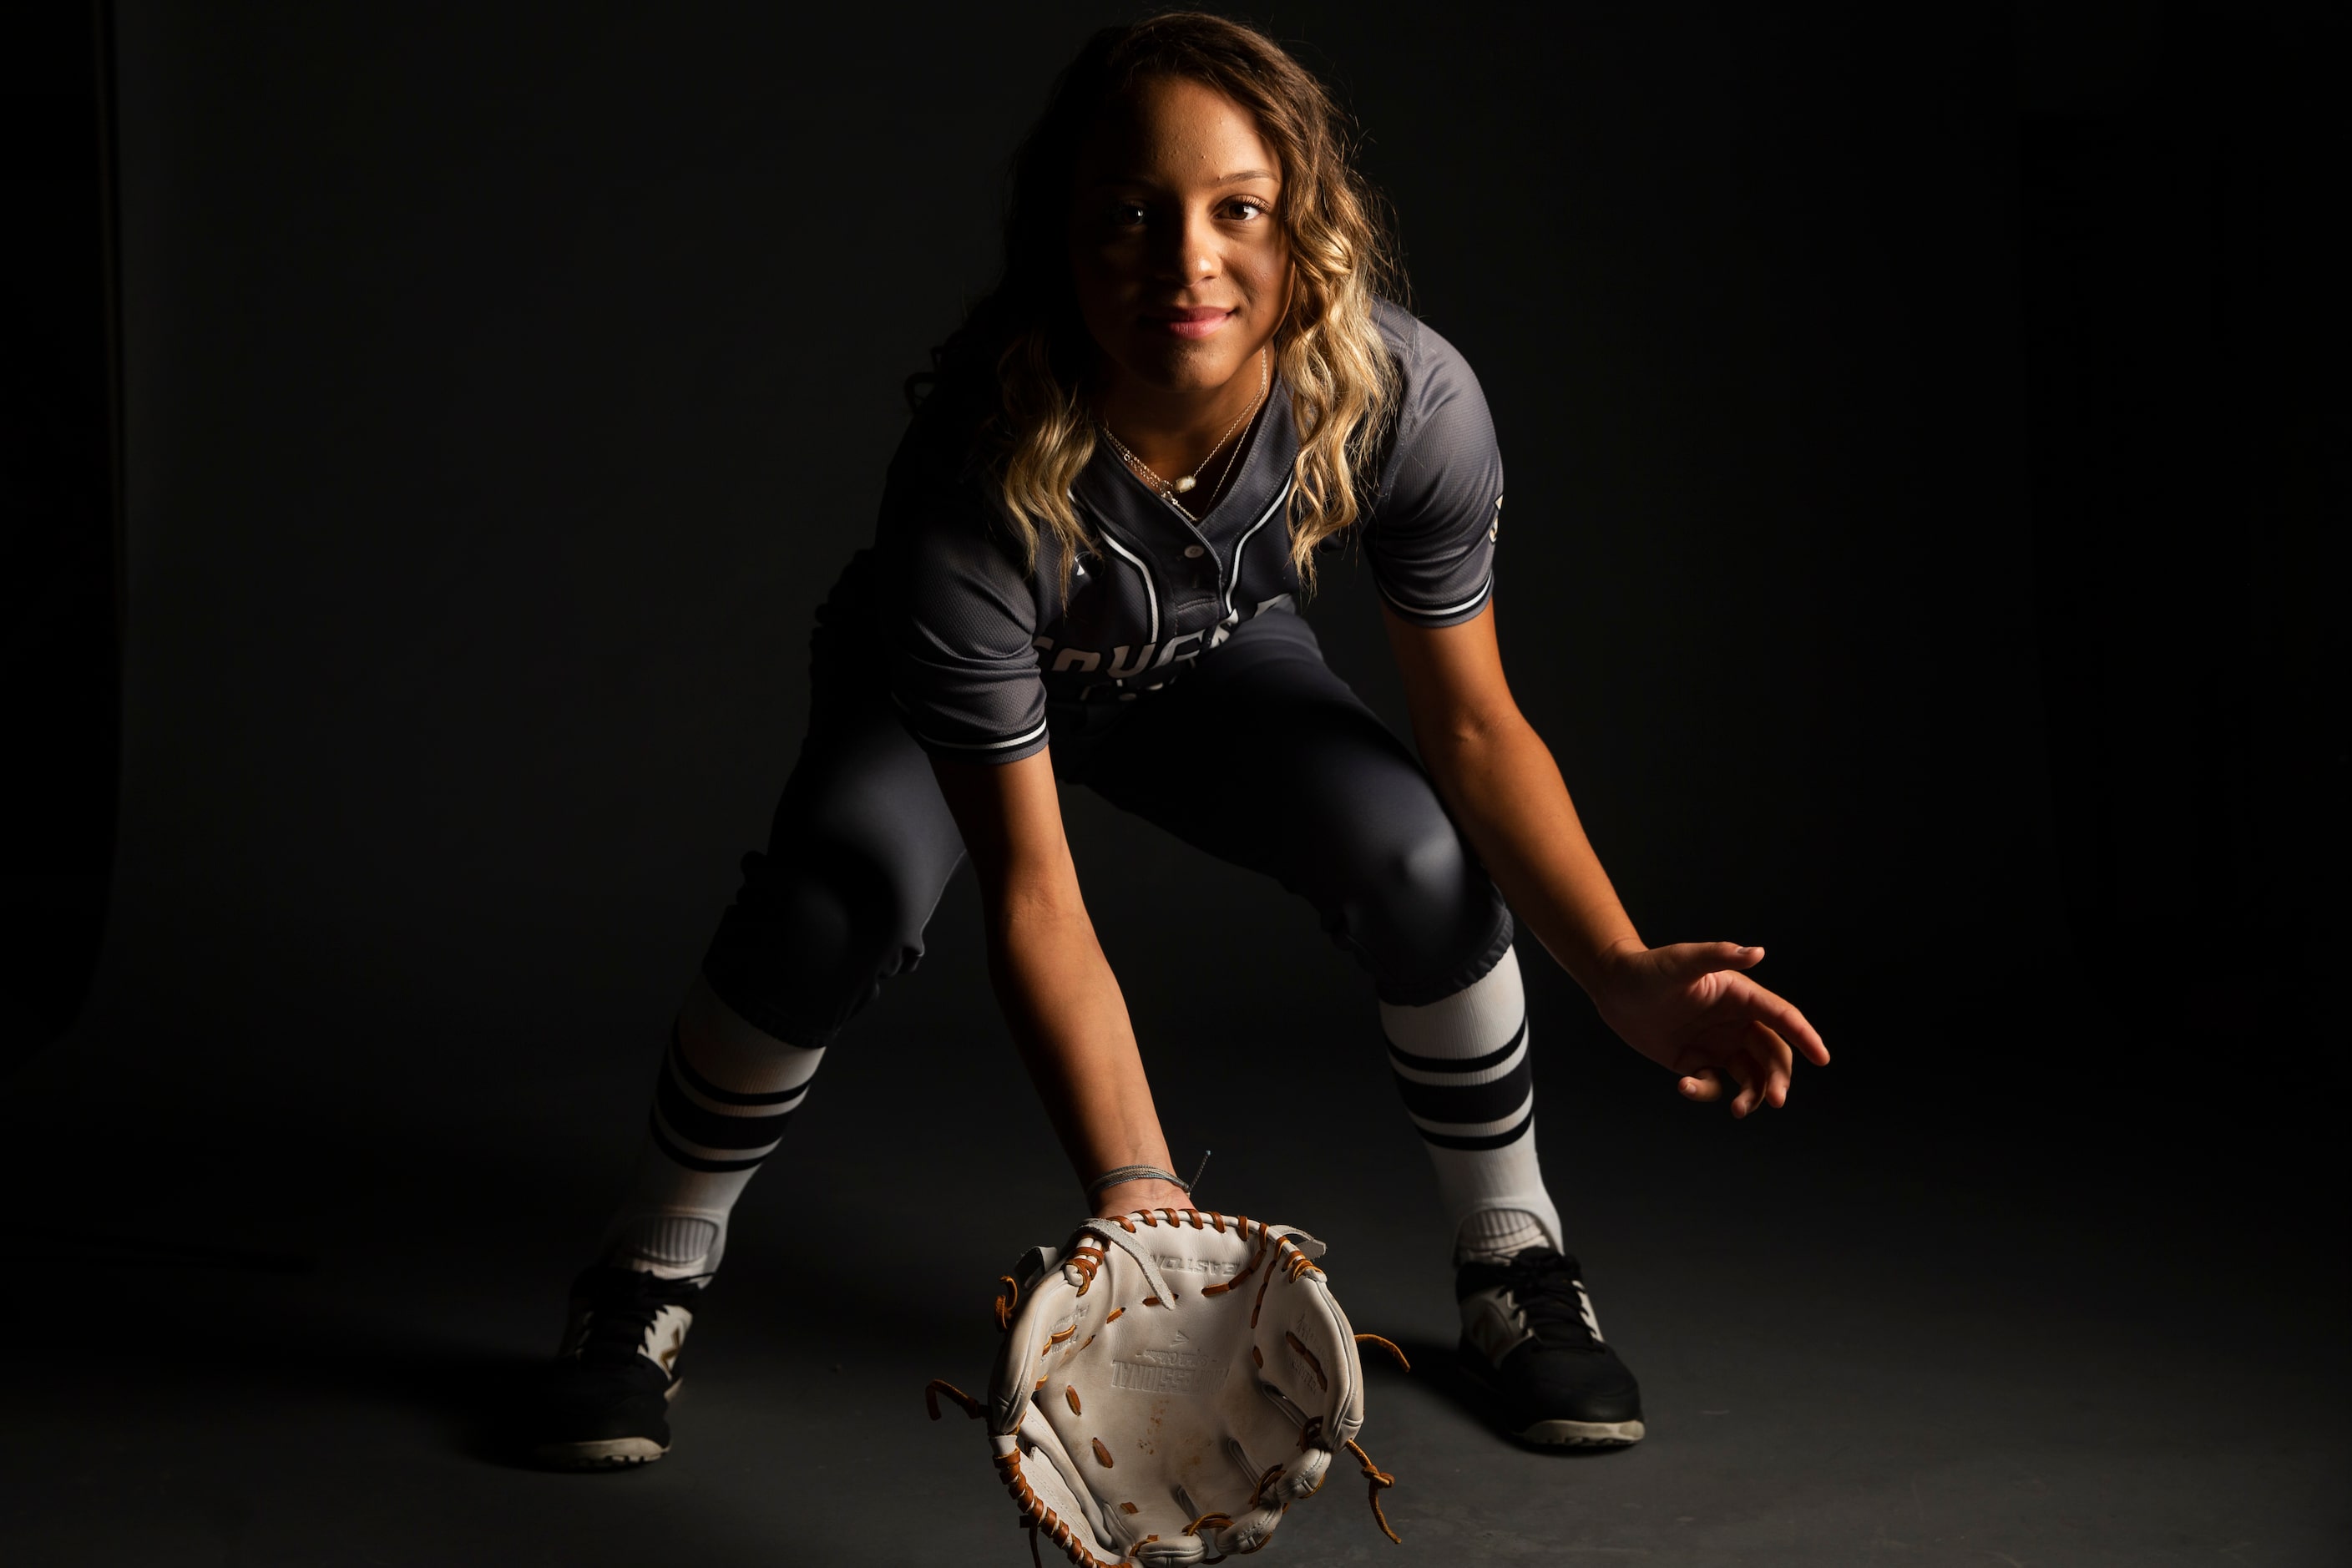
{"left": 2, "top": 878, "right": 2343, "bottom": 1567}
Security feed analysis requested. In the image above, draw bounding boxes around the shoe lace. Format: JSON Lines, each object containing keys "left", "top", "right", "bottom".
{"left": 570, "top": 1269, "right": 704, "bottom": 1368}
{"left": 1500, "top": 1251, "right": 1603, "bottom": 1352}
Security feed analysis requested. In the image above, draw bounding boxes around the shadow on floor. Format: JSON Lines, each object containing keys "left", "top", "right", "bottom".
{"left": 1382, "top": 1335, "right": 1646, "bottom": 1459}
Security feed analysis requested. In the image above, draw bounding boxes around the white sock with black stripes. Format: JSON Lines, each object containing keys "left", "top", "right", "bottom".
{"left": 599, "top": 977, "right": 825, "bottom": 1280}
{"left": 1380, "top": 946, "right": 1565, "bottom": 1267}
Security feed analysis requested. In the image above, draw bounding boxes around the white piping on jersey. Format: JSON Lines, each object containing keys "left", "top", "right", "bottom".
{"left": 891, "top": 694, "right": 1049, "bottom": 752}
{"left": 1377, "top": 569, "right": 1493, "bottom": 622}
{"left": 1222, "top": 478, "right": 1294, "bottom": 623}
{"left": 1097, "top": 530, "right": 1160, "bottom": 645}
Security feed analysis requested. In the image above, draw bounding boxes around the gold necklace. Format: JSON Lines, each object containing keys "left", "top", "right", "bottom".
{"left": 1099, "top": 346, "right": 1268, "bottom": 511}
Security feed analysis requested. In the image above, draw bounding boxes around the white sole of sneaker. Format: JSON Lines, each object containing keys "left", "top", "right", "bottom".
{"left": 1517, "top": 1418, "right": 1646, "bottom": 1447}
{"left": 536, "top": 1436, "right": 668, "bottom": 1469}
{"left": 533, "top": 1377, "right": 684, "bottom": 1470}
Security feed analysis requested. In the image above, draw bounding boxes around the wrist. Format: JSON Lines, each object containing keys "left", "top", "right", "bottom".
{"left": 1093, "top": 1177, "right": 1192, "bottom": 1217}
{"left": 1578, "top": 935, "right": 1651, "bottom": 1008}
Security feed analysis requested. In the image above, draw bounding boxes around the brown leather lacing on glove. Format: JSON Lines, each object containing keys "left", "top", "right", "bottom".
{"left": 999, "top": 1445, "right": 1125, "bottom": 1568}
{"left": 1347, "top": 1333, "right": 1411, "bottom": 1542}
{"left": 1201, "top": 1225, "right": 1271, "bottom": 1299}
{"left": 924, "top": 1378, "right": 983, "bottom": 1422}
{"left": 928, "top": 1381, "right": 1127, "bottom": 1568}
{"left": 1250, "top": 1229, "right": 1323, "bottom": 1329}
{"left": 1066, "top": 1242, "right": 1108, "bottom": 1293}
{"left": 1284, "top": 1332, "right": 1329, "bottom": 1391}
{"left": 1345, "top": 1436, "right": 1403, "bottom": 1545}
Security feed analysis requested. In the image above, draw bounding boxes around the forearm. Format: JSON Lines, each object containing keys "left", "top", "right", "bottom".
{"left": 1386, "top": 609, "right": 1827, "bottom": 1107}
{"left": 1419, "top": 713, "right": 1642, "bottom": 996}
{"left": 930, "top": 751, "right": 1185, "bottom": 1215}
{"left": 982, "top": 886, "right": 1176, "bottom": 1198}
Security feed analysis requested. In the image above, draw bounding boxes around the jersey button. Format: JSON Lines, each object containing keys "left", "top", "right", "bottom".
{"left": 1182, "top": 544, "right": 1206, "bottom": 559}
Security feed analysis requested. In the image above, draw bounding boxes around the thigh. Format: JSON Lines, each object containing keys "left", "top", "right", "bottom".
{"left": 703, "top": 668, "right": 968, "bottom": 1044}
{"left": 769, "top": 675, "right": 963, "bottom": 883}
{"left": 1073, "top": 612, "right": 1511, "bottom": 1004}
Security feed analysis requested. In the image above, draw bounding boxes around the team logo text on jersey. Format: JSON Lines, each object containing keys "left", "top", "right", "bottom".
{"left": 1029, "top": 595, "right": 1297, "bottom": 686}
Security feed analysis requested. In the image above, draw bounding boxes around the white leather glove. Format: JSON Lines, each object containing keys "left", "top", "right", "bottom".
{"left": 928, "top": 1208, "right": 1403, "bottom": 1565}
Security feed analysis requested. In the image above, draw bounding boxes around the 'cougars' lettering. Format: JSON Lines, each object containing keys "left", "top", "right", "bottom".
{"left": 1155, "top": 630, "right": 1204, "bottom": 667}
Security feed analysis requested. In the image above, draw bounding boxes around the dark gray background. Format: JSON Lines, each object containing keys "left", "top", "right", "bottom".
{"left": 3, "top": 3, "right": 2342, "bottom": 1564}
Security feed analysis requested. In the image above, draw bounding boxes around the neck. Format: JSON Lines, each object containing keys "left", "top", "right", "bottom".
{"left": 1094, "top": 349, "right": 1267, "bottom": 479}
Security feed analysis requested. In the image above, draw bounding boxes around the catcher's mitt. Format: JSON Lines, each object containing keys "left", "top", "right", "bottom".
{"left": 928, "top": 1208, "right": 1405, "bottom": 1565}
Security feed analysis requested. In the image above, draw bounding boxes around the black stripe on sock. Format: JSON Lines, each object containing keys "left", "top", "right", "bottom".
{"left": 655, "top": 1067, "right": 793, "bottom": 1151}
{"left": 1415, "top": 1106, "right": 1535, "bottom": 1151}
{"left": 668, "top": 1022, "right": 812, "bottom": 1107}
{"left": 648, "top": 1112, "right": 772, "bottom": 1173}
{"left": 1384, "top": 1018, "right": 1527, "bottom": 1078}
{"left": 1390, "top": 1060, "right": 1534, "bottom": 1125}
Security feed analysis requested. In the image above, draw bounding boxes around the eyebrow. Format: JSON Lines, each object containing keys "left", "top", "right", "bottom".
{"left": 1084, "top": 168, "right": 1281, "bottom": 190}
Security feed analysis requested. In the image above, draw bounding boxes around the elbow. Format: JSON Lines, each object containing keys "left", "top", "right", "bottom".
{"left": 984, "top": 866, "right": 1090, "bottom": 935}
{"left": 1420, "top": 701, "right": 1531, "bottom": 762}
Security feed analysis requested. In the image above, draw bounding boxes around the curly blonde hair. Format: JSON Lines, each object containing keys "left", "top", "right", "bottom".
{"left": 915, "top": 13, "right": 1404, "bottom": 601}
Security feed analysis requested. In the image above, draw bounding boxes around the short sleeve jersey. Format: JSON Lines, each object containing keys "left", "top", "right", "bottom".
{"left": 876, "top": 301, "right": 1504, "bottom": 761}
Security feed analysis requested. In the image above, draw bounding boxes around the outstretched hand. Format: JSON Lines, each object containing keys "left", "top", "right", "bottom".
{"left": 1593, "top": 943, "right": 1828, "bottom": 1116}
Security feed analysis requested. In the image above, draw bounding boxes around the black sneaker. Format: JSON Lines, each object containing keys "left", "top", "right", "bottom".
{"left": 532, "top": 1266, "right": 703, "bottom": 1469}
{"left": 1455, "top": 1247, "right": 1645, "bottom": 1447}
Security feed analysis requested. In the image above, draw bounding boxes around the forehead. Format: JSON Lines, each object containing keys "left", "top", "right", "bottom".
{"left": 1078, "top": 74, "right": 1282, "bottom": 185}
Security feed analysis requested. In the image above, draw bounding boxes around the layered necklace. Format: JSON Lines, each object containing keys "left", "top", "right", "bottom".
{"left": 1097, "top": 346, "right": 1268, "bottom": 518}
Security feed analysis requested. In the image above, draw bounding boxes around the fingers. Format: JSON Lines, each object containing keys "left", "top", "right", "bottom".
{"left": 1726, "top": 1024, "right": 1797, "bottom": 1117}
{"left": 1677, "top": 1070, "right": 1726, "bottom": 1103}
{"left": 1748, "top": 1024, "right": 1794, "bottom": 1114}
{"left": 1708, "top": 971, "right": 1829, "bottom": 1068}
{"left": 1656, "top": 941, "right": 1765, "bottom": 984}
{"left": 1682, "top": 1067, "right": 1762, "bottom": 1115}
{"left": 1751, "top": 991, "right": 1829, "bottom": 1066}
{"left": 1678, "top": 1023, "right": 1798, "bottom": 1118}
{"left": 1729, "top": 1060, "right": 1763, "bottom": 1118}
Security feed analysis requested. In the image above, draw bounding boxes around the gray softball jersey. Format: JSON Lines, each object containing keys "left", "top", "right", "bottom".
{"left": 878, "top": 301, "right": 1505, "bottom": 761}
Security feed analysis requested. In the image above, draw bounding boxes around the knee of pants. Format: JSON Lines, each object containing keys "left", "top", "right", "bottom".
{"left": 700, "top": 845, "right": 933, "bottom": 1047}
{"left": 1327, "top": 817, "right": 1515, "bottom": 1007}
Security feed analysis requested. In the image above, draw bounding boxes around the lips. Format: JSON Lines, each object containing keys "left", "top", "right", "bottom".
{"left": 1146, "top": 306, "right": 1235, "bottom": 341}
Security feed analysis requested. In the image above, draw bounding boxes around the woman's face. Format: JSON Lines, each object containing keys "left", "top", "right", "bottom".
{"left": 1068, "top": 75, "right": 1289, "bottom": 399}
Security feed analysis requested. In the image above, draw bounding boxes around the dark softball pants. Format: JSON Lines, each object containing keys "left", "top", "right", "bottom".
{"left": 700, "top": 607, "right": 1514, "bottom": 1048}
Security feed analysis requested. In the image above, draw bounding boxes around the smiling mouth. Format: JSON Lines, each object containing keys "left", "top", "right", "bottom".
{"left": 1146, "top": 307, "right": 1235, "bottom": 341}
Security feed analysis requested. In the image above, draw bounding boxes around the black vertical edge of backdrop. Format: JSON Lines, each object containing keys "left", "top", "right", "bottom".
{"left": 1, "top": 0, "right": 124, "bottom": 1073}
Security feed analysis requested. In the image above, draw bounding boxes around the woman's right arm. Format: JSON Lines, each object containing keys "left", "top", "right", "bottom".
{"left": 930, "top": 749, "right": 1191, "bottom": 1218}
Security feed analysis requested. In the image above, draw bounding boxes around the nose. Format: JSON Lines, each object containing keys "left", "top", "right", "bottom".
{"left": 1146, "top": 204, "right": 1219, "bottom": 286}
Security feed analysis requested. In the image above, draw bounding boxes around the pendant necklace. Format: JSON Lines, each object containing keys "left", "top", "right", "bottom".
{"left": 1099, "top": 346, "right": 1268, "bottom": 515}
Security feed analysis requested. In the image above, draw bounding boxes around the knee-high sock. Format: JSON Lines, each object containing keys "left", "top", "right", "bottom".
{"left": 599, "top": 975, "right": 825, "bottom": 1279}
{"left": 1380, "top": 945, "right": 1564, "bottom": 1265}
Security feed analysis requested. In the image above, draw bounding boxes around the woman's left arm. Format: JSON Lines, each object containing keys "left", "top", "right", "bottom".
{"left": 1385, "top": 604, "right": 1829, "bottom": 1115}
